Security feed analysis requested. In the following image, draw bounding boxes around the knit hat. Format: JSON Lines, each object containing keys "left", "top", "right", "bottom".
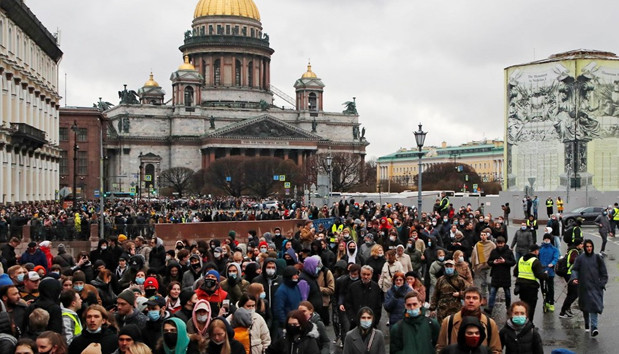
{"left": 495, "top": 236, "right": 506, "bottom": 243}
{"left": 118, "top": 289, "right": 136, "bottom": 306}
{"left": 206, "top": 270, "right": 220, "bottom": 282}
{"left": 0, "top": 274, "right": 13, "bottom": 287}
{"left": 228, "top": 230, "right": 237, "bottom": 239}
{"left": 543, "top": 233, "right": 553, "bottom": 241}
{"left": 118, "top": 324, "right": 142, "bottom": 342}
{"left": 118, "top": 234, "right": 127, "bottom": 242}
{"left": 529, "top": 244, "right": 540, "bottom": 252}
{"left": 57, "top": 244, "right": 66, "bottom": 252}
{"left": 144, "top": 277, "right": 159, "bottom": 290}
{"left": 258, "top": 241, "right": 268, "bottom": 249}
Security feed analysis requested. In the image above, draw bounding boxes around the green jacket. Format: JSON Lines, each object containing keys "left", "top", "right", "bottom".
{"left": 390, "top": 309, "right": 439, "bottom": 354}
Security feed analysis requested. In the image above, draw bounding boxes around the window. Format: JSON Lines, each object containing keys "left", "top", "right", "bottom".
{"left": 59, "top": 127, "right": 68, "bottom": 141}
{"left": 226, "top": 25, "right": 230, "bottom": 35}
{"left": 235, "top": 59, "right": 241, "bottom": 86}
{"left": 309, "top": 93, "right": 317, "bottom": 111}
{"left": 59, "top": 151, "right": 68, "bottom": 175}
{"left": 209, "top": 25, "right": 213, "bottom": 35}
{"left": 214, "top": 59, "right": 221, "bottom": 86}
{"left": 184, "top": 86, "right": 194, "bottom": 106}
{"left": 248, "top": 61, "right": 253, "bottom": 87}
{"left": 76, "top": 128, "right": 87, "bottom": 142}
{"left": 250, "top": 28, "right": 255, "bottom": 38}
{"left": 78, "top": 151, "right": 88, "bottom": 175}
{"left": 0, "top": 21, "right": 3, "bottom": 47}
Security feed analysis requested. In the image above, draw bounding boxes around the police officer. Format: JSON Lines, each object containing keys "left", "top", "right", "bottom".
{"left": 545, "top": 197, "right": 554, "bottom": 218}
{"left": 439, "top": 192, "right": 450, "bottom": 218}
{"left": 563, "top": 218, "right": 583, "bottom": 246}
{"left": 514, "top": 244, "right": 548, "bottom": 321}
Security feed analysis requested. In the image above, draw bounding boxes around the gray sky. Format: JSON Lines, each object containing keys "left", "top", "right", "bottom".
{"left": 27, "top": 0, "right": 619, "bottom": 160}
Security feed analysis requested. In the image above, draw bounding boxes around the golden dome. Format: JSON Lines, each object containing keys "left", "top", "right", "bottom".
{"left": 194, "top": 0, "right": 260, "bottom": 20}
{"left": 178, "top": 55, "right": 196, "bottom": 71}
{"left": 301, "top": 63, "right": 317, "bottom": 79}
{"left": 144, "top": 72, "right": 159, "bottom": 87}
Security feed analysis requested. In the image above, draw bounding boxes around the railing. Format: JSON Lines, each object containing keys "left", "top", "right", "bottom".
{"left": 181, "top": 34, "right": 271, "bottom": 50}
{"left": 10, "top": 123, "right": 47, "bottom": 148}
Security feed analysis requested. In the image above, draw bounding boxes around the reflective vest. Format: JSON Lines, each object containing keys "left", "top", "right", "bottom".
{"left": 614, "top": 208, "right": 619, "bottom": 221}
{"left": 62, "top": 311, "right": 82, "bottom": 336}
{"left": 526, "top": 219, "right": 537, "bottom": 228}
{"left": 518, "top": 256, "right": 537, "bottom": 281}
{"left": 546, "top": 199, "right": 554, "bottom": 207}
{"left": 557, "top": 199, "right": 564, "bottom": 210}
{"left": 566, "top": 249, "right": 579, "bottom": 275}
{"left": 571, "top": 226, "right": 581, "bottom": 243}
{"left": 440, "top": 197, "right": 450, "bottom": 211}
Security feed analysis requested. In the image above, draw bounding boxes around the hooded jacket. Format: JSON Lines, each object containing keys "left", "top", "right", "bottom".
{"left": 186, "top": 299, "right": 211, "bottom": 336}
{"left": 181, "top": 254, "right": 203, "bottom": 291}
{"left": 24, "top": 277, "right": 63, "bottom": 333}
{"left": 440, "top": 316, "right": 490, "bottom": 354}
{"left": 389, "top": 307, "right": 440, "bottom": 354}
{"left": 253, "top": 258, "right": 282, "bottom": 308}
{"left": 220, "top": 262, "right": 250, "bottom": 304}
{"left": 499, "top": 318, "right": 543, "bottom": 354}
{"left": 273, "top": 266, "right": 302, "bottom": 324}
{"left": 299, "top": 256, "right": 323, "bottom": 311}
{"left": 161, "top": 317, "right": 191, "bottom": 354}
{"left": 68, "top": 324, "right": 118, "bottom": 354}
{"left": 265, "top": 319, "right": 319, "bottom": 354}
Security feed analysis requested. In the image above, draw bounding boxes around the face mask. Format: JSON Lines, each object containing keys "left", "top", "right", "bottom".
{"left": 445, "top": 267, "right": 455, "bottom": 275}
{"left": 286, "top": 324, "right": 301, "bottom": 337}
{"left": 458, "top": 256, "right": 464, "bottom": 263}
{"left": 432, "top": 221, "right": 437, "bottom": 226}
{"left": 260, "top": 292, "right": 266, "bottom": 299}
{"left": 428, "top": 242, "right": 432, "bottom": 247}
{"left": 135, "top": 277, "right": 145, "bottom": 285}
{"left": 74, "top": 285, "right": 84, "bottom": 292}
{"left": 521, "top": 226, "right": 527, "bottom": 231}
{"left": 438, "top": 256, "right": 445, "bottom": 261}
{"left": 176, "top": 245, "right": 184, "bottom": 250}
{"left": 145, "top": 288, "right": 157, "bottom": 298}
{"left": 459, "top": 222, "right": 464, "bottom": 226}
{"left": 443, "top": 219, "right": 448, "bottom": 223}
{"left": 214, "top": 252, "right": 221, "bottom": 258}
{"left": 603, "top": 211, "right": 608, "bottom": 216}
{"left": 275, "top": 233, "right": 281, "bottom": 237}
{"left": 291, "top": 278, "right": 299, "bottom": 284}
{"left": 407, "top": 308, "right": 420, "bottom": 317}
{"left": 17, "top": 274, "right": 24, "bottom": 282}
{"left": 349, "top": 248, "right": 356, "bottom": 253}
{"left": 101, "top": 245, "right": 107, "bottom": 250}
{"left": 266, "top": 268, "right": 276, "bottom": 277}
{"left": 191, "top": 263, "right": 201, "bottom": 271}
{"left": 390, "top": 236, "right": 396, "bottom": 242}
{"left": 86, "top": 326, "right": 102, "bottom": 334}
{"left": 164, "top": 332, "right": 178, "bottom": 348}
{"left": 197, "top": 314, "right": 208, "bottom": 322}
{"left": 204, "top": 278, "right": 217, "bottom": 288}
{"left": 228, "top": 272, "right": 238, "bottom": 279}
{"left": 544, "top": 240, "right": 551, "bottom": 244}
{"left": 315, "top": 266, "right": 322, "bottom": 275}
{"left": 222, "top": 251, "right": 228, "bottom": 256}
{"left": 407, "top": 244, "right": 414, "bottom": 250}
{"left": 378, "top": 252, "right": 384, "bottom": 257}
{"left": 148, "top": 310, "right": 161, "bottom": 321}
{"left": 343, "top": 234, "right": 350, "bottom": 239}
{"left": 359, "top": 319, "right": 372, "bottom": 329}
{"left": 166, "top": 256, "right": 172, "bottom": 261}
{"left": 512, "top": 315, "right": 527, "bottom": 326}
{"left": 465, "top": 334, "right": 480, "bottom": 348}
{"left": 260, "top": 248, "right": 267, "bottom": 253}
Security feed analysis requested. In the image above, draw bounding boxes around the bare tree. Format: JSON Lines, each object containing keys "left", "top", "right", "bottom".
{"left": 205, "top": 157, "right": 247, "bottom": 197}
{"left": 159, "top": 167, "right": 195, "bottom": 197}
{"left": 310, "top": 152, "right": 364, "bottom": 192}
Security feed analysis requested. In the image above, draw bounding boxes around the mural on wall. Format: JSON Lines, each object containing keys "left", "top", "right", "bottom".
{"left": 506, "top": 59, "right": 619, "bottom": 191}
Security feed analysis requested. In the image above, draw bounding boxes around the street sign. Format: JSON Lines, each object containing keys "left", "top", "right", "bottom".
{"left": 94, "top": 190, "right": 100, "bottom": 198}
{"left": 145, "top": 175, "right": 152, "bottom": 181}
{"left": 129, "top": 187, "right": 136, "bottom": 195}
{"left": 473, "top": 184, "right": 478, "bottom": 193}
{"left": 284, "top": 182, "right": 291, "bottom": 188}
{"left": 279, "top": 175, "right": 286, "bottom": 181}
{"left": 273, "top": 175, "right": 279, "bottom": 181}
{"left": 226, "top": 176, "right": 232, "bottom": 182}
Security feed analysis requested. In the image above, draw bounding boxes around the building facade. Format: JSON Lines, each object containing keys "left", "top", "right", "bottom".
{"left": 505, "top": 49, "right": 619, "bottom": 192}
{"left": 377, "top": 140, "right": 504, "bottom": 189}
{"left": 0, "top": 0, "right": 62, "bottom": 204}
{"left": 58, "top": 107, "right": 104, "bottom": 200}
{"left": 103, "top": 0, "right": 367, "bottom": 195}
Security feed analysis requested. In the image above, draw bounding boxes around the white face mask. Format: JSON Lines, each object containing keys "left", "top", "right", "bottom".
{"left": 266, "top": 268, "right": 276, "bottom": 276}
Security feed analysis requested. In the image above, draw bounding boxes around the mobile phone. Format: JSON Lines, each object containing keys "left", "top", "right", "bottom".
{"left": 222, "top": 299, "right": 230, "bottom": 308}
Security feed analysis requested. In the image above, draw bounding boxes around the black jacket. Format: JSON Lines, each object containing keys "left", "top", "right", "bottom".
{"left": 488, "top": 246, "right": 516, "bottom": 288}
{"left": 90, "top": 277, "right": 117, "bottom": 310}
{"left": 0, "top": 244, "right": 16, "bottom": 267}
{"left": 266, "top": 331, "right": 319, "bottom": 354}
{"left": 345, "top": 280, "right": 382, "bottom": 326}
{"left": 68, "top": 325, "right": 118, "bottom": 354}
{"left": 440, "top": 316, "right": 490, "bottom": 354}
{"left": 24, "top": 278, "right": 62, "bottom": 334}
{"left": 499, "top": 320, "right": 543, "bottom": 354}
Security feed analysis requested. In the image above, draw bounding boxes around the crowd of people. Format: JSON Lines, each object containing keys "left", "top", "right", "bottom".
{"left": 0, "top": 195, "right": 614, "bottom": 354}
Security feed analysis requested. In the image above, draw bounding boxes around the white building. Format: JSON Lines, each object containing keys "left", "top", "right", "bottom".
{"left": 0, "top": 0, "right": 62, "bottom": 203}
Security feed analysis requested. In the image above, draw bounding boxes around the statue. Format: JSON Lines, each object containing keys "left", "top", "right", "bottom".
{"left": 342, "top": 97, "right": 358, "bottom": 115}
{"left": 311, "top": 119, "right": 317, "bottom": 133}
{"left": 118, "top": 84, "right": 139, "bottom": 105}
{"left": 352, "top": 125, "right": 359, "bottom": 140}
{"left": 93, "top": 97, "right": 114, "bottom": 111}
{"left": 361, "top": 126, "right": 366, "bottom": 139}
{"left": 184, "top": 30, "right": 191, "bottom": 39}
{"left": 261, "top": 100, "right": 269, "bottom": 111}
{"left": 210, "top": 116, "right": 216, "bottom": 129}
{"left": 123, "top": 117, "right": 130, "bottom": 133}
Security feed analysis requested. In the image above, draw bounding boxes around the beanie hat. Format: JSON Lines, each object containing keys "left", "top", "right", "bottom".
{"left": 72, "top": 271, "right": 86, "bottom": 283}
{"left": 118, "top": 289, "right": 136, "bottom": 306}
{"left": 206, "top": 270, "right": 220, "bottom": 282}
{"left": 543, "top": 233, "right": 553, "bottom": 241}
{"left": 283, "top": 265, "right": 298, "bottom": 279}
{"left": 144, "top": 277, "right": 159, "bottom": 290}
{"left": 259, "top": 241, "right": 268, "bottom": 249}
{"left": 228, "top": 230, "right": 236, "bottom": 239}
{"left": 179, "top": 289, "right": 195, "bottom": 307}
{"left": 118, "top": 324, "right": 142, "bottom": 342}
{"left": 57, "top": 244, "right": 66, "bottom": 252}
{"left": 545, "top": 227, "right": 553, "bottom": 234}
{"left": 0, "top": 274, "right": 13, "bottom": 287}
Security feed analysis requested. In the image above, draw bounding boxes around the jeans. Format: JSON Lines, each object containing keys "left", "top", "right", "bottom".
{"left": 554, "top": 236, "right": 561, "bottom": 250}
{"left": 584, "top": 312, "right": 599, "bottom": 330}
{"left": 338, "top": 309, "right": 350, "bottom": 341}
{"left": 515, "top": 252, "right": 523, "bottom": 264}
{"left": 488, "top": 286, "right": 511, "bottom": 311}
{"left": 541, "top": 276, "right": 555, "bottom": 305}
{"left": 474, "top": 268, "right": 490, "bottom": 299}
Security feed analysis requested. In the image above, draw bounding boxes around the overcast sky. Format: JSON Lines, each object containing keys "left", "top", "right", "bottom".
{"left": 26, "top": 0, "right": 619, "bottom": 160}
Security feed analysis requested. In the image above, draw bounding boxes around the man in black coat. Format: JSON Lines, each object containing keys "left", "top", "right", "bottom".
{"left": 23, "top": 277, "right": 63, "bottom": 333}
{"left": 486, "top": 236, "right": 516, "bottom": 315}
{"left": 0, "top": 237, "right": 19, "bottom": 267}
{"left": 68, "top": 305, "right": 118, "bottom": 354}
{"left": 344, "top": 265, "right": 382, "bottom": 329}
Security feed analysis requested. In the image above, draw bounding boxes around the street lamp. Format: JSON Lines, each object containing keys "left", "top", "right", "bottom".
{"left": 138, "top": 152, "right": 143, "bottom": 201}
{"left": 325, "top": 151, "right": 333, "bottom": 206}
{"left": 414, "top": 123, "right": 427, "bottom": 220}
{"left": 71, "top": 120, "right": 79, "bottom": 205}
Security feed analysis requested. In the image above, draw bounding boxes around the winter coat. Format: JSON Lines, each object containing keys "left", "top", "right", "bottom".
{"left": 343, "top": 327, "right": 385, "bottom": 354}
{"left": 440, "top": 316, "right": 490, "bottom": 354}
{"left": 436, "top": 311, "right": 502, "bottom": 354}
{"left": 298, "top": 257, "right": 323, "bottom": 311}
{"left": 364, "top": 256, "right": 384, "bottom": 282}
{"left": 345, "top": 280, "right": 383, "bottom": 326}
{"left": 90, "top": 277, "right": 117, "bottom": 310}
{"left": 384, "top": 284, "right": 412, "bottom": 324}
{"left": 430, "top": 273, "right": 468, "bottom": 323}
{"left": 24, "top": 278, "right": 63, "bottom": 333}
{"left": 68, "top": 325, "right": 118, "bottom": 354}
{"left": 514, "top": 253, "right": 548, "bottom": 289}
{"left": 378, "top": 261, "right": 404, "bottom": 292}
{"left": 429, "top": 259, "right": 445, "bottom": 287}
{"left": 316, "top": 268, "right": 335, "bottom": 307}
{"left": 20, "top": 249, "right": 47, "bottom": 269}
{"left": 266, "top": 325, "right": 320, "bottom": 354}
{"left": 511, "top": 229, "right": 533, "bottom": 255}
{"left": 308, "top": 314, "right": 330, "bottom": 354}
{"left": 538, "top": 242, "right": 560, "bottom": 277}
{"left": 571, "top": 251, "right": 608, "bottom": 313}
{"left": 454, "top": 261, "right": 473, "bottom": 286}
{"left": 274, "top": 282, "right": 302, "bottom": 324}
{"left": 499, "top": 319, "right": 543, "bottom": 354}
{"left": 395, "top": 252, "right": 413, "bottom": 273}
{"left": 390, "top": 308, "right": 440, "bottom": 354}
{"left": 487, "top": 246, "right": 516, "bottom": 288}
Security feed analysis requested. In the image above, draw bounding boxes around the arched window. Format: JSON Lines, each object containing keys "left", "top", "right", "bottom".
{"left": 184, "top": 86, "right": 194, "bottom": 107}
{"left": 214, "top": 59, "right": 221, "bottom": 86}
{"left": 309, "top": 93, "right": 317, "bottom": 111}
{"left": 247, "top": 61, "right": 253, "bottom": 87}
{"left": 235, "top": 59, "right": 241, "bottom": 86}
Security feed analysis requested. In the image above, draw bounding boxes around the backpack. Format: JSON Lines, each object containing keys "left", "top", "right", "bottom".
{"left": 555, "top": 256, "right": 568, "bottom": 277}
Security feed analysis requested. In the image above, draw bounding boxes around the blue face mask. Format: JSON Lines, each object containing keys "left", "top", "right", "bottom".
{"left": 445, "top": 267, "right": 455, "bottom": 275}
{"left": 259, "top": 292, "right": 266, "bottom": 299}
{"left": 359, "top": 319, "right": 372, "bottom": 329}
{"left": 148, "top": 310, "right": 161, "bottom": 321}
{"left": 521, "top": 226, "right": 527, "bottom": 231}
{"left": 512, "top": 315, "right": 526, "bottom": 326}
{"left": 17, "top": 274, "right": 25, "bottom": 282}
{"left": 438, "top": 256, "right": 445, "bottom": 261}
{"left": 428, "top": 242, "right": 432, "bottom": 247}
{"left": 135, "top": 277, "right": 145, "bottom": 285}
{"left": 229, "top": 273, "right": 238, "bottom": 279}
{"left": 407, "top": 308, "right": 420, "bottom": 317}
{"left": 74, "top": 285, "right": 84, "bottom": 292}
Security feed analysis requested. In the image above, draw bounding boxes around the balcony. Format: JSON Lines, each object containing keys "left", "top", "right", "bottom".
{"left": 180, "top": 34, "right": 273, "bottom": 53}
{"left": 10, "top": 123, "right": 47, "bottom": 149}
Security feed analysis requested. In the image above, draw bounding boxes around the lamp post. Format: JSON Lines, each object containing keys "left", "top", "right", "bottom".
{"left": 414, "top": 123, "right": 427, "bottom": 221}
{"left": 99, "top": 115, "right": 105, "bottom": 239}
{"left": 138, "top": 152, "right": 143, "bottom": 201}
{"left": 71, "top": 120, "right": 79, "bottom": 205}
{"left": 325, "top": 151, "right": 333, "bottom": 207}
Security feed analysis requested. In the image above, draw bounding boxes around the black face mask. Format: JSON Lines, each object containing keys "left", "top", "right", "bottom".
{"left": 204, "top": 278, "right": 217, "bottom": 288}
{"left": 164, "top": 332, "right": 178, "bottom": 348}
{"left": 144, "top": 288, "right": 157, "bottom": 298}
{"left": 191, "top": 263, "right": 201, "bottom": 271}
{"left": 176, "top": 245, "right": 184, "bottom": 250}
{"left": 286, "top": 324, "right": 301, "bottom": 337}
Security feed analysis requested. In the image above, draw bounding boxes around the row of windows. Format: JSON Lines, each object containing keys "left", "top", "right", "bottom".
{"left": 390, "top": 161, "right": 501, "bottom": 174}
{"left": 59, "top": 127, "right": 87, "bottom": 142}
{"left": 59, "top": 150, "right": 88, "bottom": 175}
{"left": 193, "top": 24, "right": 262, "bottom": 39}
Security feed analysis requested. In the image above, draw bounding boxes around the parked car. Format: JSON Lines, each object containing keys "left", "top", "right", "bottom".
{"left": 561, "top": 206, "right": 605, "bottom": 226}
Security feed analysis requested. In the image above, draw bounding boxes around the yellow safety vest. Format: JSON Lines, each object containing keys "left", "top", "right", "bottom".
{"left": 546, "top": 199, "right": 553, "bottom": 207}
{"left": 614, "top": 208, "right": 619, "bottom": 221}
{"left": 440, "top": 197, "right": 449, "bottom": 211}
{"left": 566, "top": 249, "right": 578, "bottom": 275}
{"left": 62, "top": 311, "right": 82, "bottom": 336}
{"left": 526, "top": 220, "right": 537, "bottom": 228}
{"left": 518, "top": 256, "right": 537, "bottom": 281}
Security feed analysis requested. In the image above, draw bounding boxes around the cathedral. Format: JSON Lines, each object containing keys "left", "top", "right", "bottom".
{"left": 104, "top": 0, "right": 368, "bottom": 195}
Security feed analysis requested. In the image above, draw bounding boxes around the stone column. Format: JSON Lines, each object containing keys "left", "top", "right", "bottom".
{"left": 297, "top": 150, "right": 303, "bottom": 166}
{"left": 284, "top": 149, "right": 289, "bottom": 160}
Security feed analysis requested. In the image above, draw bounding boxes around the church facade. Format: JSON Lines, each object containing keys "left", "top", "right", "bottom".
{"left": 103, "top": 0, "right": 368, "bottom": 196}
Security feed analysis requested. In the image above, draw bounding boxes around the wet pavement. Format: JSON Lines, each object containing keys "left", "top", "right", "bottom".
{"left": 323, "top": 224, "right": 619, "bottom": 353}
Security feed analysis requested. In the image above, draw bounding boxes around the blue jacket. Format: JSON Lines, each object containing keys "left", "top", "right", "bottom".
{"left": 273, "top": 282, "right": 302, "bottom": 324}
{"left": 20, "top": 249, "right": 48, "bottom": 269}
{"left": 539, "top": 242, "right": 560, "bottom": 276}
{"left": 384, "top": 284, "right": 412, "bottom": 324}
